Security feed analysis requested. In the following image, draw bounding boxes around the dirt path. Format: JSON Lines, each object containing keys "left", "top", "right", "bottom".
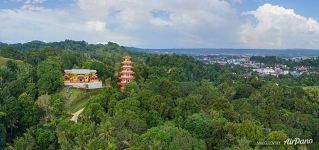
{"left": 70, "top": 108, "right": 84, "bottom": 123}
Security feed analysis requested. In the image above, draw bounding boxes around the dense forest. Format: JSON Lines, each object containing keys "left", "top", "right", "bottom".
{"left": 0, "top": 40, "right": 319, "bottom": 150}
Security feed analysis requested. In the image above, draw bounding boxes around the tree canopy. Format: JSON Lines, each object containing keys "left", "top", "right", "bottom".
{"left": 0, "top": 40, "right": 318, "bottom": 149}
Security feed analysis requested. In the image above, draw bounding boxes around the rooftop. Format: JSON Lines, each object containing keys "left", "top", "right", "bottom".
{"left": 64, "top": 69, "right": 97, "bottom": 74}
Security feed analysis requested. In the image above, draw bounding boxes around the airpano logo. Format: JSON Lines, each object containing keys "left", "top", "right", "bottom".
{"left": 257, "top": 138, "right": 313, "bottom": 146}
{"left": 284, "top": 138, "right": 313, "bottom": 145}
{"left": 256, "top": 140, "right": 281, "bottom": 146}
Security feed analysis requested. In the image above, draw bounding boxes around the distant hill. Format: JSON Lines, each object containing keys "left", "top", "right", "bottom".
{"left": 3, "top": 40, "right": 319, "bottom": 57}
{"left": 126, "top": 47, "right": 319, "bottom": 57}
{"left": 0, "top": 40, "right": 105, "bottom": 51}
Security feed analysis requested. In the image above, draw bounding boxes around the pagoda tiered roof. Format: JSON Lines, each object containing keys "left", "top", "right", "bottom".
{"left": 122, "top": 60, "right": 132, "bottom": 64}
{"left": 121, "top": 65, "right": 133, "bottom": 69}
{"left": 118, "top": 54, "right": 135, "bottom": 91}
{"left": 119, "top": 76, "right": 134, "bottom": 80}
{"left": 123, "top": 55, "right": 132, "bottom": 59}
{"left": 120, "top": 70, "right": 135, "bottom": 74}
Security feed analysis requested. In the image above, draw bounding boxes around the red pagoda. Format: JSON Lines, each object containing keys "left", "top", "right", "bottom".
{"left": 118, "top": 55, "right": 135, "bottom": 91}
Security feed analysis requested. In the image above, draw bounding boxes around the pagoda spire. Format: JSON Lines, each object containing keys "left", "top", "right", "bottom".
{"left": 118, "top": 54, "right": 135, "bottom": 91}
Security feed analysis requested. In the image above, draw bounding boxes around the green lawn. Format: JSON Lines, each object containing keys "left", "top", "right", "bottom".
{"left": 0, "top": 56, "right": 24, "bottom": 66}
{"left": 36, "top": 87, "right": 103, "bottom": 113}
{"left": 60, "top": 87, "right": 103, "bottom": 112}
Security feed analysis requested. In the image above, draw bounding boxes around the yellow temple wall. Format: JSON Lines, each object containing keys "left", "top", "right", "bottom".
{"left": 64, "top": 73, "right": 98, "bottom": 83}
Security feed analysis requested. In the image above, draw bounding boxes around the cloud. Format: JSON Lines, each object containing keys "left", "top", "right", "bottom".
{"left": 240, "top": 3, "right": 319, "bottom": 49}
{"left": 0, "top": 0, "right": 242, "bottom": 48}
{"left": 86, "top": 20, "right": 106, "bottom": 32}
{"left": 2, "top": 1, "right": 319, "bottom": 49}
{"left": 24, "top": 0, "right": 45, "bottom": 4}
{"left": 149, "top": 18, "right": 172, "bottom": 27}
{"left": 0, "top": 6, "right": 134, "bottom": 45}
{"left": 3, "top": 0, "right": 45, "bottom": 3}
{"left": 76, "top": 0, "right": 240, "bottom": 48}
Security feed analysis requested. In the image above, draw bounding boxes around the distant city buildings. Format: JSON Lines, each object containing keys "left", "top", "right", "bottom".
{"left": 253, "top": 68, "right": 275, "bottom": 75}
{"left": 197, "top": 55, "right": 312, "bottom": 77}
{"left": 253, "top": 67, "right": 289, "bottom": 77}
{"left": 197, "top": 55, "right": 262, "bottom": 68}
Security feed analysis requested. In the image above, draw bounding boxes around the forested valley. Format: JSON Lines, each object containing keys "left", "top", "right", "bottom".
{"left": 0, "top": 40, "right": 319, "bottom": 150}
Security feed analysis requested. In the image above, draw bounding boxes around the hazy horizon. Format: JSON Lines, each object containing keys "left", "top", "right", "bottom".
{"left": 2, "top": 40, "right": 319, "bottom": 51}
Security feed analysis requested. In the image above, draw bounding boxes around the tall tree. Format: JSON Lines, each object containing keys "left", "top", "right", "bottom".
{"left": 37, "top": 57, "right": 63, "bottom": 95}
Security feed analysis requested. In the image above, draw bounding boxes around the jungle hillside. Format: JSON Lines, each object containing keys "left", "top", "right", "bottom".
{"left": 0, "top": 40, "right": 319, "bottom": 150}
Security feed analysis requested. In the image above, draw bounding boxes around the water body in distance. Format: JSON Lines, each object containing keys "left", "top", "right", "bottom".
{"left": 127, "top": 47, "right": 319, "bottom": 57}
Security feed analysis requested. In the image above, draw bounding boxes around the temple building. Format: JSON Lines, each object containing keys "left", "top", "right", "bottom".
{"left": 118, "top": 55, "right": 135, "bottom": 91}
{"left": 64, "top": 69, "right": 103, "bottom": 89}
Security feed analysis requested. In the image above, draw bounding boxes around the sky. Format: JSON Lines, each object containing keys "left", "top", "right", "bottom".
{"left": 0, "top": 0, "right": 319, "bottom": 49}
